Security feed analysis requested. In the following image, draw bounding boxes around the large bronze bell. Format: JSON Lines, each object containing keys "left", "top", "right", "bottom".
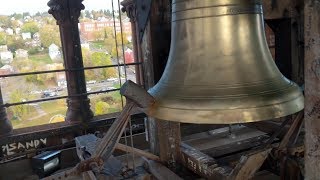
{"left": 148, "top": 0, "right": 304, "bottom": 124}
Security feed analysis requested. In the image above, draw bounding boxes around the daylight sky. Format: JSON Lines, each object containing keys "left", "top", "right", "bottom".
{"left": 0, "top": 0, "right": 118, "bottom": 15}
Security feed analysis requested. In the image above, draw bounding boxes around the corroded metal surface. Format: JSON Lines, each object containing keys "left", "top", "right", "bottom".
{"left": 148, "top": 0, "right": 304, "bottom": 124}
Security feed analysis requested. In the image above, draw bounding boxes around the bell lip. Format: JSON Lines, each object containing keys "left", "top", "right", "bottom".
{"left": 148, "top": 95, "right": 304, "bottom": 124}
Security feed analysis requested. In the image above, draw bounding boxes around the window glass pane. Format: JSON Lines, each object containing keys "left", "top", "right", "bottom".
{"left": 0, "top": 5, "right": 65, "bottom": 129}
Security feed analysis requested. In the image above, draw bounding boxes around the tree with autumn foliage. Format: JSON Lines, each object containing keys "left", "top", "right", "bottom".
{"left": 21, "top": 21, "right": 39, "bottom": 36}
{"left": 82, "top": 50, "right": 117, "bottom": 81}
{"left": 39, "top": 25, "right": 61, "bottom": 48}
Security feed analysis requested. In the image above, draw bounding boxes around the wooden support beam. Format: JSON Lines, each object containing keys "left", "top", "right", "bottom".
{"left": 116, "top": 143, "right": 160, "bottom": 162}
{"left": 180, "top": 143, "right": 230, "bottom": 179}
{"left": 229, "top": 148, "right": 272, "bottom": 180}
{"left": 143, "top": 159, "right": 183, "bottom": 180}
{"left": 263, "top": 0, "right": 303, "bottom": 19}
{"left": 157, "top": 119, "right": 181, "bottom": 167}
{"left": 244, "top": 121, "right": 288, "bottom": 138}
{"left": 304, "top": 0, "right": 320, "bottom": 179}
{"left": 183, "top": 126, "right": 270, "bottom": 158}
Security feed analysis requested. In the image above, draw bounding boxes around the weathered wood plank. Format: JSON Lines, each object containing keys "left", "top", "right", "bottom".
{"left": 143, "top": 159, "right": 183, "bottom": 180}
{"left": 157, "top": 119, "right": 181, "bottom": 167}
{"left": 116, "top": 143, "right": 160, "bottom": 162}
{"left": 180, "top": 143, "right": 231, "bottom": 179}
{"left": 229, "top": 148, "right": 272, "bottom": 180}
{"left": 263, "top": 0, "right": 303, "bottom": 19}
{"left": 304, "top": 0, "right": 320, "bottom": 179}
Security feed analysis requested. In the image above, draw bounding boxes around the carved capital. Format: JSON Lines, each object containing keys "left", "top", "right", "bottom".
{"left": 48, "top": 0, "right": 85, "bottom": 24}
{"left": 121, "top": 0, "right": 137, "bottom": 22}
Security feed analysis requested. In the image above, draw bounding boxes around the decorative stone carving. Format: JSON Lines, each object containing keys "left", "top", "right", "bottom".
{"left": 121, "top": 0, "right": 137, "bottom": 22}
{"left": 48, "top": 0, "right": 84, "bottom": 24}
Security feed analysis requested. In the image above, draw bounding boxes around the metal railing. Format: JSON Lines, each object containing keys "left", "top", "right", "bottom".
{"left": 1, "top": 0, "right": 144, "bottom": 127}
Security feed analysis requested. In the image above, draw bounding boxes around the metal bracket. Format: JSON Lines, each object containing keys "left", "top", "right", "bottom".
{"left": 136, "top": 0, "right": 152, "bottom": 42}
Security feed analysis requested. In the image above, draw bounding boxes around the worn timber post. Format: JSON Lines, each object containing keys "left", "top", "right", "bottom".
{"left": 0, "top": 88, "right": 12, "bottom": 136}
{"left": 304, "top": 0, "right": 320, "bottom": 179}
{"left": 48, "top": 0, "right": 93, "bottom": 123}
{"left": 136, "top": 0, "right": 181, "bottom": 164}
{"left": 122, "top": 0, "right": 181, "bottom": 166}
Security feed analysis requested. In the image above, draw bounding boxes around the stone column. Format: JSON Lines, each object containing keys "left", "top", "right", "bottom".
{"left": 121, "top": 0, "right": 143, "bottom": 85}
{"left": 48, "top": 0, "right": 93, "bottom": 123}
{"left": 0, "top": 88, "right": 12, "bottom": 136}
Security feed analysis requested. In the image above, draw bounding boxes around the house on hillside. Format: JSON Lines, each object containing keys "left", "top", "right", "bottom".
{"left": 0, "top": 65, "right": 14, "bottom": 75}
{"left": 15, "top": 28, "right": 21, "bottom": 34}
{"left": 5, "top": 28, "right": 14, "bottom": 35}
{"left": 22, "top": 32, "right": 31, "bottom": 40}
{"left": 0, "top": 45, "right": 8, "bottom": 52}
{"left": 81, "top": 42, "right": 90, "bottom": 49}
{"left": 49, "top": 43, "right": 62, "bottom": 62}
{"left": 56, "top": 72, "right": 66, "bottom": 87}
{"left": 15, "top": 49, "right": 28, "bottom": 59}
{"left": 0, "top": 51, "right": 13, "bottom": 64}
{"left": 33, "top": 32, "right": 40, "bottom": 40}
{"left": 125, "top": 48, "right": 134, "bottom": 64}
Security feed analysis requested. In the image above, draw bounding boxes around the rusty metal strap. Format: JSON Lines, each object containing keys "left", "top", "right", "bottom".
{"left": 136, "top": 0, "right": 153, "bottom": 42}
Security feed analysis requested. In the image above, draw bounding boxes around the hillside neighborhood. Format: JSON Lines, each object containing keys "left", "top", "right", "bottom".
{"left": 0, "top": 10, "right": 135, "bottom": 128}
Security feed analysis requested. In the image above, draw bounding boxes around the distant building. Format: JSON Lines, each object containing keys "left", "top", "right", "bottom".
{"left": 5, "top": 28, "right": 14, "bottom": 35}
{"left": 48, "top": 44, "right": 62, "bottom": 62}
{"left": 81, "top": 43, "right": 90, "bottom": 49}
{"left": 124, "top": 48, "right": 134, "bottom": 64}
{"left": 0, "top": 51, "right": 13, "bottom": 64}
{"left": 56, "top": 72, "right": 66, "bottom": 87}
{"left": 79, "top": 18, "right": 131, "bottom": 41}
{"left": 15, "top": 49, "right": 28, "bottom": 59}
{"left": 22, "top": 32, "right": 32, "bottom": 40}
{"left": 0, "top": 64, "right": 14, "bottom": 73}
{"left": 33, "top": 32, "right": 40, "bottom": 40}
{"left": 15, "top": 28, "right": 21, "bottom": 34}
{"left": 0, "top": 65, "right": 14, "bottom": 76}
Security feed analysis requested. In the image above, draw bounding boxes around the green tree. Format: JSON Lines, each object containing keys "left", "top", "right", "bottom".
{"left": 85, "top": 10, "right": 91, "bottom": 18}
{"left": 11, "top": 13, "right": 23, "bottom": 20}
{"left": 82, "top": 50, "right": 117, "bottom": 80}
{"left": 39, "top": 25, "right": 61, "bottom": 48}
{"left": 92, "top": 29, "right": 105, "bottom": 41}
{"left": 9, "top": 90, "right": 30, "bottom": 119}
{"left": 22, "top": 12, "right": 30, "bottom": 18}
{"left": 95, "top": 101, "right": 110, "bottom": 115}
{"left": 0, "top": 32, "right": 6, "bottom": 45}
{"left": 104, "top": 28, "right": 130, "bottom": 58}
{"left": 7, "top": 35, "right": 25, "bottom": 51}
{"left": 21, "top": 21, "right": 39, "bottom": 36}
{"left": 91, "top": 52, "right": 117, "bottom": 79}
{"left": 0, "top": 15, "right": 11, "bottom": 28}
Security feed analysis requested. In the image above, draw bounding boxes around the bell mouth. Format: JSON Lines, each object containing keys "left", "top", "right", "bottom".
{"left": 148, "top": 93, "right": 304, "bottom": 124}
{"left": 148, "top": 80, "right": 304, "bottom": 124}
